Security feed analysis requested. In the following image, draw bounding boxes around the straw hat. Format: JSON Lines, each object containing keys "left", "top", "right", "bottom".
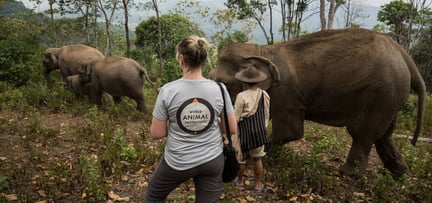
{"left": 234, "top": 66, "right": 267, "bottom": 83}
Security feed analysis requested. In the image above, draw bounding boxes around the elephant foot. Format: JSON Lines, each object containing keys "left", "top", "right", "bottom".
{"left": 386, "top": 164, "right": 408, "bottom": 180}
{"left": 338, "top": 163, "right": 365, "bottom": 178}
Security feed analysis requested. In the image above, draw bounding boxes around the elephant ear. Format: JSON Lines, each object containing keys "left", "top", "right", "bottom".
{"left": 43, "top": 50, "right": 57, "bottom": 70}
{"left": 78, "top": 63, "right": 92, "bottom": 83}
{"left": 242, "top": 55, "right": 281, "bottom": 87}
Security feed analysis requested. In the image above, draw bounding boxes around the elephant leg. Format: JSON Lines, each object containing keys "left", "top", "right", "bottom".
{"left": 136, "top": 99, "right": 146, "bottom": 112}
{"left": 270, "top": 108, "right": 305, "bottom": 144}
{"left": 133, "top": 94, "right": 146, "bottom": 112}
{"left": 339, "top": 135, "right": 373, "bottom": 176}
{"left": 374, "top": 117, "right": 408, "bottom": 179}
{"left": 342, "top": 114, "right": 387, "bottom": 175}
{"left": 113, "top": 96, "right": 122, "bottom": 104}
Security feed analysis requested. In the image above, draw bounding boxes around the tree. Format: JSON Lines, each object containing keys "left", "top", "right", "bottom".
{"left": 378, "top": 0, "right": 418, "bottom": 50}
{"left": 225, "top": 0, "right": 277, "bottom": 44}
{"left": 97, "top": 0, "right": 119, "bottom": 56}
{"left": 135, "top": 13, "right": 204, "bottom": 59}
{"left": 0, "top": 16, "right": 43, "bottom": 87}
{"left": 217, "top": 30, "right": 250, "bottom": 53}
{"left": 134, "top": 13, "right": 204, "bottom": 83}
{"left": 412, "top": 11, "right": 432, "bottom": 91}
{"left": 279, "top": 0, "right": 312, "bottom": 40}
{"left": 121, "top": 0, "right": 132, "bottom": 57}
{"left": 152, "top": 0, "right": 163, "bottom": 78}
{"left": 319, "top": 0, "right": 346, "bottom": 30}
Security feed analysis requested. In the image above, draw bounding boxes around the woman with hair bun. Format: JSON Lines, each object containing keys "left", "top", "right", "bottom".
{"left": 144, "top": 35, "right": 237, "bottom": 203}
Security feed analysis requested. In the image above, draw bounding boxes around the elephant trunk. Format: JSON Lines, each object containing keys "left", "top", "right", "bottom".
{"left": 43, "top": 68, "right": 53, "bottom": 88}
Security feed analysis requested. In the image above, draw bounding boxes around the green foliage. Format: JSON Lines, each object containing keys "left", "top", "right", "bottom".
{"left": 378, "top": 1, "right": 415, "bottom": 27}
{"left": 0, "top": 174, "right": 9, "bottom": 191}
{"left": 396, "top": 94, "right": 432, "bottom": 136}
{"left": 135, "top": 13, "right": 205, "bottom": 59}
{"left": 0, "top": 16, "right": 43, "bottom": 87}
{"left": 412, "top": 22, "right": 432, "bottom": 92}
{"left": 79, "top": 155, "right": 106, "bottom": 202}
{"left": 217, "top": 30, "right": 249, "bottom": 53}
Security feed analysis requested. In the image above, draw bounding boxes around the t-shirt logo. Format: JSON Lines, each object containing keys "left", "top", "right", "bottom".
{"left": 177, "top": 98, "right": 215, "bottom": 134}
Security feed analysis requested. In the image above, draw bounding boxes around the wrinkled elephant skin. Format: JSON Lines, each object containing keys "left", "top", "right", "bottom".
{"left": 42, "top": 44, "right": 104, "bottom": 87}
{"left": 78, "top": 56, "right": 156, "bottom": 112}
{"left": 210, "top": 28, "right": 426, "bottom": 178}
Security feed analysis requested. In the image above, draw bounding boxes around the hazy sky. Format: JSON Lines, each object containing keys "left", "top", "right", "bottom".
{"left": 20, "top": 0, "right": 394, "bottom": 12}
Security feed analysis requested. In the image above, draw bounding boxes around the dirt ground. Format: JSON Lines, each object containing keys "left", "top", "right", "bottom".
{"left": 0, "top": 110, "right": 391, "bottom": 202}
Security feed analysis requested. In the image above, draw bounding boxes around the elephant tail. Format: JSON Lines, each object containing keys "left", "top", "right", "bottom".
{"left": 410, "top": 71, "right": 426, "bottom": 147}
{"left": 140, "top": 67, "right": 159, "bottom": 94}
{"left": 404, "top": 52, "right": 426, "bottom": 147}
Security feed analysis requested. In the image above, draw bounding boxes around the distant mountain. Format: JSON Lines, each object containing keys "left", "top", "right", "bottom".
{"left": 0, "top": 1, "right": 31, "bottom": 18}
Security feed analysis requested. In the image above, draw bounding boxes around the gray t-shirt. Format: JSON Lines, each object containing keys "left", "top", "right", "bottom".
{"left": 152, "top": 79, "right": 234, "bottom": 170}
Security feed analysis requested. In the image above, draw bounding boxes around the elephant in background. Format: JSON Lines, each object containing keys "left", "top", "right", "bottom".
{"left": 42, "top": 44, "right": 104, "bottom": 87}
{"left": 77, "top": 56, "right": 158, "bottom": 112}
{"left": 65, "top": 74, "right": 90, "bottom": 100}
{"left": 210, "top": 28, "right": 426, "bottom": 178}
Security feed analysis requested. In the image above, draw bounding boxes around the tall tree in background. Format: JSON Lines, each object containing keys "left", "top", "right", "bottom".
{"left": 97, "top": 0, "right": 119, "bottom": 56}
{"left": 342, "top": 0, "right": 364, "bottom": 28}
{"left": 319, "top": 0, "right": 346, "bottom": 30}
{"left": 68, "top": 0, "right": 99, "bottom": 47}
{"left": 377, "top": 0, "right": 432, "bottom": 52}
{"left": 122, "top": 0, "right": 131, "bottom": 57}
{"left": 135, "top": 13, "right": 204, "bottom": 82}
{"left": 48, "top": 0, "right": 58, "bottom": 46}
{"left": 152, "top": 0, "right": 163, "bottom": 78}
{"left": 225, "top": 0, "right": 277, "bottom": 44}
{"left": 279, "top": 0, "right": 311, "bottom": 40}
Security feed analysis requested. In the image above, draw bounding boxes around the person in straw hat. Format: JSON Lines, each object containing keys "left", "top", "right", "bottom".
{"left": 233, "top": 66, "right": 271, "bottom": 193}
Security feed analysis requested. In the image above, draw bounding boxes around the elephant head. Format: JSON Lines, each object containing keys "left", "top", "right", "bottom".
{"left": 77, "top": 60, "right": 94, "bottom": 84}
{"left": 210, "top": 52, "right": 281, "bottom": 102}
{"left": 42, "top": 44, "right": 104, "bottom": 88}
{"left": 42, "top": 48, "right": 60, "bottom": 87}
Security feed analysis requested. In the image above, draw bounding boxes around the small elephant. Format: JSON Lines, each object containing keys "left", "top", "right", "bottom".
{"left": 43, "top": 44, "right": 104, "bottom": 87}
{"left": 65, "top": 74, "right": 90, "bottom": 100}
{"left": 210, "top": 28, "right": 426, "bottom": 178}
{"left": 78, "top": 56, "right": 157, "bottom": 112}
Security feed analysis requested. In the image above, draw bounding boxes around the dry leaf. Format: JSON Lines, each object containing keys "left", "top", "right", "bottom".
{"left": 246, "top": 195, "right": 256, "bottom": 201}
{"left": 353, "top": 192, "right": 366, "bottom": 198}
{"left": 5, "top": 194, "right": 18, "bottom": 201}
{"left": 38, "top": 190, "right": 46, "bottom": 197}
{"left": 108, "top": 191, "right": 130, "bottom": 202}
{"left": 0, "top": 156, "right": 7, "bottom": 161}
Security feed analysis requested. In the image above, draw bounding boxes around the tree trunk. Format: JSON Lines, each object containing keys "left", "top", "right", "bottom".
{"left": 267, "top": 0, "right": 274, "bottom": 44}
{"left": 152, "top": 0, "right": 164, "bottom": 78}
{"left": 122, "top": 0, "right": 130, "bottom": 58}
{"left": 48, "top": 0, "right": 58, "bottom": 46}
{"left": 98, "top": 0, "right": 118, "bottom": 56}
{"left": 320, "top": 0, "right": 326, "bottom": 30}
{"left": 327, "top": 0, "right": 336, "bottom": 29}
{"left": 280, "top": 0, "right": 286, "bottom": 41}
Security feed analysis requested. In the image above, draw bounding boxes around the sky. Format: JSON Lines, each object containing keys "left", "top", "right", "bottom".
{"left": 363, "top": 0, "right": 392, "bottom": 7}
{"left": 20, "top": 0, "right": 394, "bottom": 12}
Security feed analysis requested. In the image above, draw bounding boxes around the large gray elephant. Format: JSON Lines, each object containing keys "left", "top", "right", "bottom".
{"left": 77, "top": 56, "right": 158, "bottom": 112}
{"left": 210, "top": 28, "right": 426, "bottom": 178}
{"left": 42, "top": 44, "right": 104, "bottom": 87}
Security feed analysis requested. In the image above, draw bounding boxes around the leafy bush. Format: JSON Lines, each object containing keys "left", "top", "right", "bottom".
{"left": 0, "top": 17, "right": 43, "bottom": 87}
